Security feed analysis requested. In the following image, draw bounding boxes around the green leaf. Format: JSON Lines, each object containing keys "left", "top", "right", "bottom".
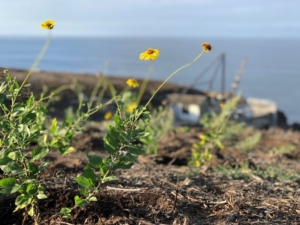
{"left": 14, "top": 194, "right": 33, "bottom": 211}
{"left": 82, "top": 167, "right": 96, "bottom": 184}
{"left": 60, "top": 207, "right": 72, "bottom": 219}
{"left": 26, "top": 162, "right": 39, "bottom": 177}
{"left": 38, "top": 162, "right": 48, "bottom": 172}
{"left": 0, "top": 177, "right": 18, "bottom": 194}
{"left": 31, "top": 147, "right": 49, "bottom": 161}
{"left": 7, "top": 152, "right": 21, "bottom": 160}
{"left": 28, "top": 206, "right": 34, "bottom": 217}
{"left": 0, "top": 119, "right": 11, "bottom": 133}
{"left": 116, "top": 161, "right": 134, "bottom": 170}
{"left": 26, "top": 184, "right": 38, "bottom": 195}
{"left": 215, "top": 140, "right": 224, "bottom": 150}
{"left": 102, "top": 176, "right": 118, "bottom": 183}
{"left": 103, "top": 135, "right": 118, "bottom": 154}
{"left": 51, "top": 118, "right": 58, "bottom": 134}
{"left": 110, "top": 127, "right": 121, "bottom": 140}
{"left": 21, "top": 112, "right": 37, "bottom": 124}
{"left": 128, "top": 146, "right": 145, "bottom": 155}
{"left": 1, "top": 161, "right": 22, "bottom": 175}
{"left": 0, "top": 157, "right": 13, "bottom": 165}
{"left": 11, "top": 105, "right": 25, "bottom": 117}
{"left": 75, "top": 176, "right": 93, "bottom": 189}
{"left": 11, "top": 184, "right": 22, "bottom": 193}
{"left": 113, "top": 114, "right": 122, "bottom": 129}
{"left": 88, "top": 196, "right": 97, "bottom": 202}
{"left": 62, "top": 146, "right": 76, "bottom": 155}
{"left": 37, "top": 193, "right": 48, "bottom": 199}
{"left": 74, "top": 195, "right": 88, "bottom": 207}
{"left": 87, "top": 154, "right": 103, "bottom": 169}
{"left": 124, "top": 153, "right": 138, "bottom": 163}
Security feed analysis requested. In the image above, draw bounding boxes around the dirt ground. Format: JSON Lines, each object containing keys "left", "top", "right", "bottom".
{"left": 1, "top": 69, "right": 300, "bottom": 224}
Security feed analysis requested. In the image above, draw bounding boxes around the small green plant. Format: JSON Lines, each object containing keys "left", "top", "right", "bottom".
{"left": 0, "top": 72, "right": 49, "bottom": 221}
{"left": 213, "top": 163, "right": 253, "bottom": 179}
{"left": 189, "top": 96, "right": 240, "bottom": 167}
{"left": 60, "top": 106, "right": 150, "bottom": 218}
{"left": 235, "top": 132, "right": 261, "bottom": 152}
{"left": 214, "top": 163, "right": 299, "bottom": 181}
{"left": 255, "top": 166, "right": 299, "bottom": 181}
{"left": 269, "top": 144, "right": 295, "bottom": 154}
{"left": 140, "top": 105, "right": 174, "bottom": 154}
{"left": 221, "top": 121, "right": 245, "bottom": 142}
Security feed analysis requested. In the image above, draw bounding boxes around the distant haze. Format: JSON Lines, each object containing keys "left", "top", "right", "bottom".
{"left": 1, "top": 0, "right": 300, "bottom": 38}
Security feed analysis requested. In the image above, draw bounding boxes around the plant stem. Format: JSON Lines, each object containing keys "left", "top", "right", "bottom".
{"left": 136, "top": 62, "right": 153, "bottom": 106}
{"left": 144, "top": 51, "right": 205, "bottom": 109}
{"left": 11, "top": 31, "right": 52, "bottom": 109}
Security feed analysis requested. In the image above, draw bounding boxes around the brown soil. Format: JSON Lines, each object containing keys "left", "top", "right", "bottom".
{"left": 1, "top": 69, "right": 300, "bottom": 224}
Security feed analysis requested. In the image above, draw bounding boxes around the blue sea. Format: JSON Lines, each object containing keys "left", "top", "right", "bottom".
{"left": 0, "top": 36, "right": 299, "bottom": 123}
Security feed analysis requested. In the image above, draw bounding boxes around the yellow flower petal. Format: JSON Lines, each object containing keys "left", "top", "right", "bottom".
{"left": 41, "top": 19, "right": 55, "bottom": 30}
{"left": 104, "top": 112, "right": 112, "bottom": 120}
{"left": 139, "top": 48, "right": 160, "bottom": 61}
{"left": 126, "top": 79, "right": 139, "bottom": 88}
{"left": 126, "top": 102, "right": 138, "bottom": 113}
{"left": 140, "top": 52, "right": 146, "bottom": 60}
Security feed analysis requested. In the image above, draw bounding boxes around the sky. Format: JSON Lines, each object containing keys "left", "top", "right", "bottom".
{"left": 1, "top": 0, "right": 300, "bottom": 38}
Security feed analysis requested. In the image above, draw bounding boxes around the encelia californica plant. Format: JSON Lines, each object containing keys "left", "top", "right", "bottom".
{"left": 0, "top": 19, "right": 212, "bottom": 223}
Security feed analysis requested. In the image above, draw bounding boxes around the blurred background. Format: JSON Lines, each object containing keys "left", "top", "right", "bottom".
{"left": 0, "top": 0, "right": 299, "bottom": 123}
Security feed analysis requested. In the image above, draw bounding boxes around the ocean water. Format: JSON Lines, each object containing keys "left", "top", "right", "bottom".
{"left": 0, "top": 37, "right": 299, "bottom": 123}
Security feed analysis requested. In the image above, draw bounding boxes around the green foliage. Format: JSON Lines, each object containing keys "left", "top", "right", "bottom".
{"left": 269, "top": 144, "right": 295, "bottom": 154}
{"left": 140, "top": 105, "right": 174, "bottom": 154}
{"left": 188, "top": 148, "right": 212, "bottom": 167}
{"left": 213, "top": 163, "right": 253, "bottom": 180}
{"left": 255, "top": 166, "right": 299, "bottom": 181}
{"left": 235, "top": 132, "right": 262, "bottom": 151}
{"left": 0, "top": 73, "right": 49, "bottom": 219}
{"left": 61, "top": 105, "right": 151, "bottom": 217}
{"left": 214, "top": 163, "right": 299, "bottom": 181}
{"left": 189, "top": 96, "right": 240, "bottom": 167}
{"left": 0, "top": 72, "right": 108, "bottom": 221}
{"left": 221, "top": 121, "right": 245, "bottom": 142}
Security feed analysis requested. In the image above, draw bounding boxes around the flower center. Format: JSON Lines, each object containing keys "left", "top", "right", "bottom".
{"left": 147, "top": 49, "right": 154, "bottom": 54}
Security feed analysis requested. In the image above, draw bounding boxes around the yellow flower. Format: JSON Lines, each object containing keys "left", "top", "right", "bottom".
{"left": 104, "top": 112, "right": 112, "bottom": 120}
{"left": 140, "top": 48, "right": 160, "bottom": 60}
{"left": 126, "top": 102, "right": 138, "bottom": 113}
{"left": 201, "top": 42, "right": 212, "bottom": 52}
{"left": 126, "top": 79, "right": 139, "bottom": 88}
{"left": 220, "top": 103, "right": 225, "bottom": 108}
{"left": 198, "top": 134, "right": 207, "bottom": 145}
{"left": 195, "top": 160, "right": 201, "bottom": 167}
{"left": 41, "top": 19, "right": 55, "bottom": 30}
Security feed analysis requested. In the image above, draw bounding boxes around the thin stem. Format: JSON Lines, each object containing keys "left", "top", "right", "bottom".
{"left": 45, "top": 84, "right": 73, "bottom": 106}
{"left": 11, "top": 31, "right": 52, "bottom": 109}
{"left": 88, "top": 61, "right": 110, "bottom": 110}
{"left": 136, "top": 62, "right": 154, "bottom": 106}
{"left": 144, "top": 50, "right": 205, "bottom": 109}
{"left": 20, "top": 32, "right": 52, "bottom": 91}
{"left": 105, "top": 77, "right": 120, "bottom": 109}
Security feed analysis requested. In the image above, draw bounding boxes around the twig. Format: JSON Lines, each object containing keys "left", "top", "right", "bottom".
{"left": 57, "top": 222, "right": 75, "bottom": 225}
{"left": 106, "top": 186, "right": 141, "bottom": 192}
{"left": 207, "top": 200, "right": 227, "bottom": 205}
{"left": 171, "top": 177, "right": 179, "bottom": 213}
